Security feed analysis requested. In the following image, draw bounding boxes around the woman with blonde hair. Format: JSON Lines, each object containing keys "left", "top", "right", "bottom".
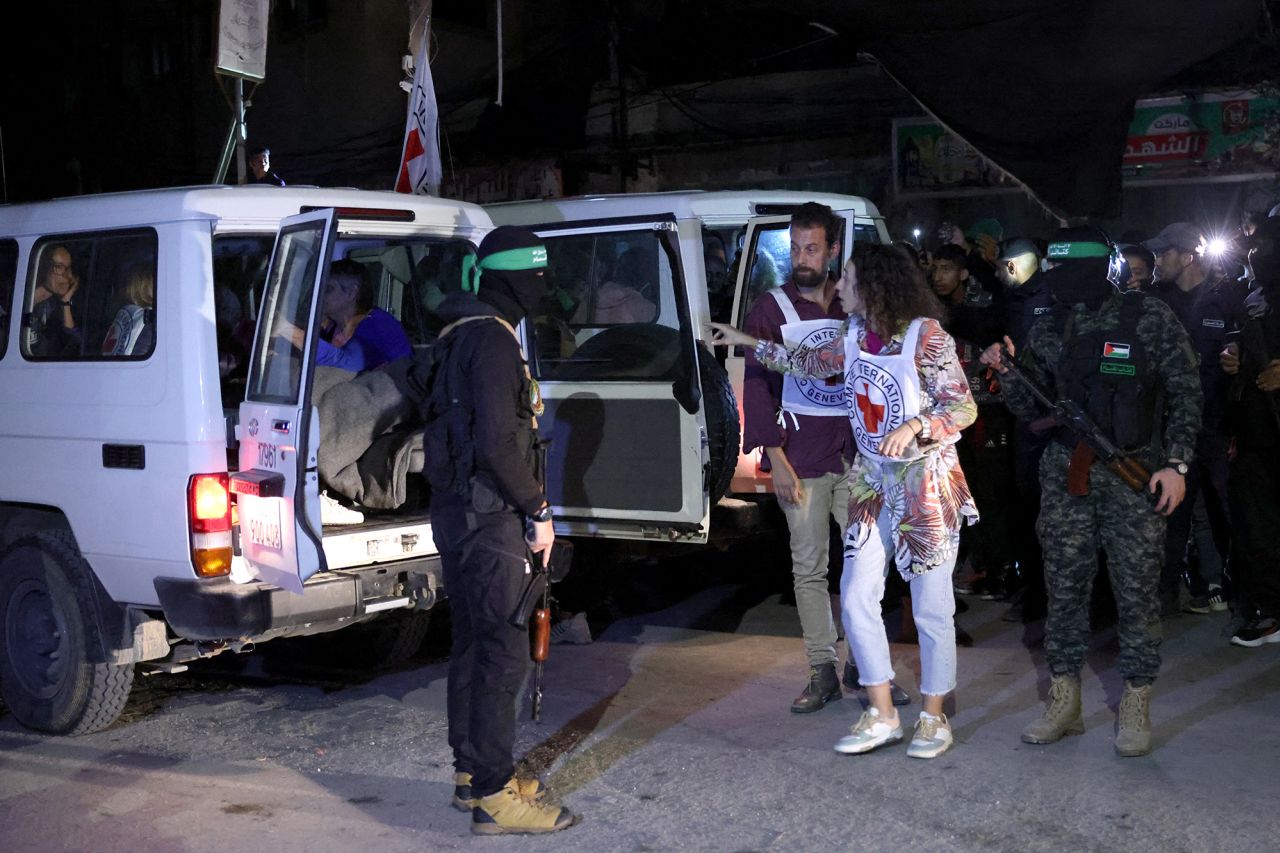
{"left": 709, "top": 243, "right": 977, "bottom": 759}
{"left": 102, "top": 265, "right": 155, "bottom": 356}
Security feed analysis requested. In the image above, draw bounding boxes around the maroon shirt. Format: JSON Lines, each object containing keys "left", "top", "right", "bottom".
{"left": 742, "top": 277, "right": 854, "bottom": 479}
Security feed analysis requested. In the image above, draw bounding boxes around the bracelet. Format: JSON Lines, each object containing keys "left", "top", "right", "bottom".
{"left": 61, "top": 301, "right": 73, "bottom": 307}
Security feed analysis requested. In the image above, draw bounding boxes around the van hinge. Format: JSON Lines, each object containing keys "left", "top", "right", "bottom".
{"left": 652, "top": 222, "right": 678, "bottom": 232}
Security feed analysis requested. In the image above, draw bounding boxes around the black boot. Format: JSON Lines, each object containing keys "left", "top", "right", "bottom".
{"left": 790, "top": 662, "right": 841, "bottom": 713}
{"left": 844, "top": 660, "right": 911, "bottom": 706}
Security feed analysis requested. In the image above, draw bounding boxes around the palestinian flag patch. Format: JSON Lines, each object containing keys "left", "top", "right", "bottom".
{"left": 1102, "top": 341, "right": 1131, "bottom": 359}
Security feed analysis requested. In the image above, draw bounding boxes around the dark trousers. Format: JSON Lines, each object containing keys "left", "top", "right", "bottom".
{"left": 433, "top": 502, "right": 531, "bottom": 798}
{"left": 1160, "top": 433, "right": 1231, "bottom": 602}
{"left": 1012, "top": 425, "right": 1048, "bottom": 609}
{"left": 1229, "top": 448, "right": 1280, "bottom": 619}
{"left": 957, "top": 405, "right": 1016, "bottom": 580}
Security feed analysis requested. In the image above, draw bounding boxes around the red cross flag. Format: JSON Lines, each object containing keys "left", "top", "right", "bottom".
{"left": 395, "top": 38, "right": 441, "bottom": 196}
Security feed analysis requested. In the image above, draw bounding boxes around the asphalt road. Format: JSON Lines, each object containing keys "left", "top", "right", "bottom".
{"left": 1, "top": 556, "right": 1277, "bottom": 853}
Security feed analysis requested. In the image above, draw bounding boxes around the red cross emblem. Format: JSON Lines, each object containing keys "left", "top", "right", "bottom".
{"left": 855, "top": 381, "right": 885, "bottom": 433}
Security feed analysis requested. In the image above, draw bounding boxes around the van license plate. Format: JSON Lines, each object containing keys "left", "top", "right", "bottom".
{"left": 245, "top": 499, "right": 284, "bottom": 552}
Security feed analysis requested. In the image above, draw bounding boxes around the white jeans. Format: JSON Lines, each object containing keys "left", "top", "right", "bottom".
{"left": 841, "top": 505, "right": 957, "bottom": 697}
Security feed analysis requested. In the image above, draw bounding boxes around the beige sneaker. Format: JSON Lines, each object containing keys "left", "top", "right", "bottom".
{"left": 472, "top": 780, "right": 578, "bottom": 835}
{"left": 452, "top": 772, "right": 545, "bottom": 812}
{"left": 1022, "top": 673, "right": 1083, "bottom": 744}
{"left": 1115, "top": 681, "right": 1153, "bottom": 757}
{"left": 907, "top": 711, "right": 954, "bottom": 759}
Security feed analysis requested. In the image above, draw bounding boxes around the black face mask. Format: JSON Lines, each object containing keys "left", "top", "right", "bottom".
{"left": 478, "top": 267, "right": 549, "bottom": 324}
{"left": 1046, "top": 257, "right": 1117, "bottom": 310}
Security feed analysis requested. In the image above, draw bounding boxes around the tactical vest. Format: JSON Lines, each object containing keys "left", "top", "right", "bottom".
{"left": 1055, "top": 293, "right": 1158, "bottom": 454}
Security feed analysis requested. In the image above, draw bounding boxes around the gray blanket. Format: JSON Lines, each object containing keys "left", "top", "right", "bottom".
{"left": 315, "top": 360, "right": 422, "bottom": 509}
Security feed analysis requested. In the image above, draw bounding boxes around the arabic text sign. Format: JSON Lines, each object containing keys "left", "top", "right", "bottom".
{"left": 1124, "top": 93, "right": 1280, "bottom": 178}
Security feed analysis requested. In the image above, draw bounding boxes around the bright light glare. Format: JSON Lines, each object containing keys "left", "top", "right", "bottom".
{"left": 1206, "top": 237, "right": 1228, "bottom": 255}
{"left": 912, "top": 228, "right": 922, "bottom": 238}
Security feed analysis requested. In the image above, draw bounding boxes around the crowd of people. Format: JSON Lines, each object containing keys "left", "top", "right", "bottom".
{"left": 706, "top": 200, "right": 1280, "bottom": 766}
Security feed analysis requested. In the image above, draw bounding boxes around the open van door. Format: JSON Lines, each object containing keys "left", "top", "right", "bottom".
{"left": 523, "top": 216, "right": 709, "bottom": 542}
{"left": 725, "top": 211, "right": 875, "bottom": 493}
{"left": 232, "top": 209, "right": 337, "bottom": 593}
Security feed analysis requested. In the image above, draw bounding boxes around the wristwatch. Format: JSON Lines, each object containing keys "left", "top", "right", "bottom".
{"left": 530, "top": 503, "right": 554, "bottom": 522}
{"left": 1166, "top": 459, "right": 1189, "bottom": 476}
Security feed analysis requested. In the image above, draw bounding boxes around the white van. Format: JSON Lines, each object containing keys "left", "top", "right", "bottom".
{"left": 0, "top": 186, "right": 492, "bottom": 734}
{"left": 486, "top": 190, "right": 890, "bottom": 498}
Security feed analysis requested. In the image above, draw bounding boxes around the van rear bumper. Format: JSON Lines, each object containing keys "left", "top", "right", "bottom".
{"left": 154, "top": 556, "right": 443, "bottom": 641}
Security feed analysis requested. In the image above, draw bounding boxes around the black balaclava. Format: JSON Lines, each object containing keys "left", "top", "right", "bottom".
{"left": 1045, "top": 225, "right": 1119, "bottom": 311}
{"left": 470, "top": 225, "right": 549, "bottom": 326}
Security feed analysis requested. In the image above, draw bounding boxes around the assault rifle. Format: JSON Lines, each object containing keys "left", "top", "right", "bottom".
{"left": 996, "top": 352, "right": 1151, "bottom": 493}
{"left": 509, "top": 538, "right": 573, "bottom": 721}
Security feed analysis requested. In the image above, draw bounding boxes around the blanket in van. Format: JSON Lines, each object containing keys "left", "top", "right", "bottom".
{"left": 315, "top": 360, "right": 422, "bottom": 509}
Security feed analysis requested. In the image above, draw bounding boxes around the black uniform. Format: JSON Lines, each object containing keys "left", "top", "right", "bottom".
{"left": 998, "top": 270, "right": 1054, "bottom": 611}
{"left": 1149, "top": 275, "right": 1248, "bottom": 604}
{"left": 423, "top": 237, "right": 549, "bottom": 801}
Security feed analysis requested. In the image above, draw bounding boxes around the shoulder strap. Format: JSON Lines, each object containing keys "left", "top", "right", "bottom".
{"left": 769, "top": 288, "right": 803, "bottom": 326}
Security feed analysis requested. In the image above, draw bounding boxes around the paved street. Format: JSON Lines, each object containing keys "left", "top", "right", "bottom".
{"left": 1, "top": 562, "right": 1277, "bottom": 853}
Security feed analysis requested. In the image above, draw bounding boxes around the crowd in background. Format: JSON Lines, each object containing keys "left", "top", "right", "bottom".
{"left": 890, "top": 204, "right": 1280, "bottom": 648}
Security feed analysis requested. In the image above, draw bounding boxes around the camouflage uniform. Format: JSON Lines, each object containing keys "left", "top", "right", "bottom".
{"left": 1002, "top": 293, "right": 1201, "bottom": 682}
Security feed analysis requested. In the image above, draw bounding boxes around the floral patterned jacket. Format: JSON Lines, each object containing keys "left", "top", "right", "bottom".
{"left": 756, "top": 316, "right": 978, "bottom": 576}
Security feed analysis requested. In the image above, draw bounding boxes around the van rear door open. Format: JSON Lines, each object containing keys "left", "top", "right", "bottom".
{"left": 233, "top": 209, "right": 337, "bottom": 593}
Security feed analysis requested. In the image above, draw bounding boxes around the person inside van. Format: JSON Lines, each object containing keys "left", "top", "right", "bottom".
{"left": 29, "top": 245, "right": 84, "bottom": 357}
{"left": 281, "top": 259, "right": 412, "bottom": 374}
{"left": 572, "top": 246, "right": 658, "bottom": 325}
{"left": 101, "top": 265, "right": 156, "bottom": 356}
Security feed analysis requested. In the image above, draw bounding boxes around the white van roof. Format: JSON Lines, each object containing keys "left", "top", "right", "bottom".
{"left": 0, "top": 185, "right": 494, "bottom": 239}
{"left": 487, "top": 190, "right": 885, "bottom": 228}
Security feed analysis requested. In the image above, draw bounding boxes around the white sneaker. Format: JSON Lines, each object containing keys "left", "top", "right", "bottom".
{"left": 833, "top": 707, "right": 903, "bottom": 754}
{"left": 907, "top": 711, "right": 954, "bottom": 759}
{"left": 320, "top": 491, "right": 364, "bottom": 525}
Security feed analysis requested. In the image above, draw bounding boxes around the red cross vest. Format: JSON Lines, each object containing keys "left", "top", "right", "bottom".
{"left": 844, "top": 317, "right": 925, "bottom": 462}
{"left": 769, "top": 289, "right": 846, "bottom": 419}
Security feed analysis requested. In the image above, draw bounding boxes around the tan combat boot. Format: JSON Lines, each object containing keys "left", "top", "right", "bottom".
{"left": 472, "top": 780, "right": 578, "bottom": 835}
{"left": 1021, "top": 673, "right": 1084, "bottom": 744}
{"left": 1115, "top": 681, "right": 1153, "bottom": 757}
{"left": 452, "top": 772, "right": 546, "bottom": 811}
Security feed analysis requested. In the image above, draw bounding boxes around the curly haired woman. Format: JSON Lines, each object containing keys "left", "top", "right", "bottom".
{"left": 710, "top": 243, "right": 977, "bottom": 758}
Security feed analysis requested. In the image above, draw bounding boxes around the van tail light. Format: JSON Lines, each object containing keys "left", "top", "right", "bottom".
{"left": 188, "top": 473, "right": 232, "bottom": 577}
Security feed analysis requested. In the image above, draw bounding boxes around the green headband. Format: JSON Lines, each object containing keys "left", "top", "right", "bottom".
{"left": 1046, "top": 241, "right": 1112, "bottom": 260}
{"left": 462, "top": 245, "right": 548, "bottom": 293}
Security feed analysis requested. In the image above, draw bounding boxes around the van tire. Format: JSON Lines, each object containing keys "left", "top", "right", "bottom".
{"left": 0, "top": 532, "right": 135, "bottom": 735}
{"left": 366, "top": 610, "right": 432, "bottom": 669}
{"left": 699, "top": 343, "right": 740, "bottom": 502}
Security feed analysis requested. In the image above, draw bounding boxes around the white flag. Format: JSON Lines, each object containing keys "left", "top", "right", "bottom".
{"left": 395, "top": 39, "right": 441, "bottom": 195}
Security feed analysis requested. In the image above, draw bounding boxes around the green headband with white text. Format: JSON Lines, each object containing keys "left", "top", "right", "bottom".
{"left": 462, "top": 245, "right": 548, "bottom": 293}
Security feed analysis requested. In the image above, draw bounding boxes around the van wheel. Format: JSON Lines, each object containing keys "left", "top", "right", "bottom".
{"left": 698, "top": 343, "right": 740, "bottom": 501}
{"left": 0, "top": 532, "right": 135, "bottom": 734}
{"left": 366, "top": 610, "right": 432, "bottom": 669}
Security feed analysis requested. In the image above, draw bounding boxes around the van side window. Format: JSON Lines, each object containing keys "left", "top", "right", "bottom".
{"left": 735, "top": 223, "right": 790, "bottom": 328}
{"left": 0, "top": 240, "right": 17, "bottom": 359}
{"left": 22, "top": 231, "right": 159, "bottom": 361}
{"left": 530, "top": 230, "right": 680, "bottom": 381}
